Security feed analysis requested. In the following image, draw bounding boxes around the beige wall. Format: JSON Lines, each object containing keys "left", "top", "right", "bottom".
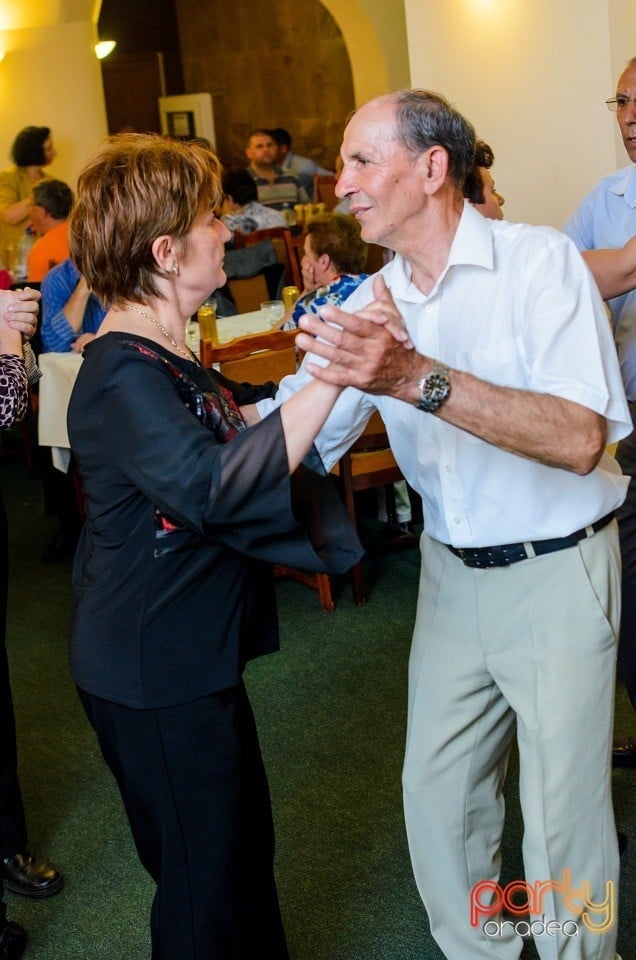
{"left": 0, "top": 18, "right": 108, "bottom": 190}
{"left": 404, "top": 0, "right": 636, "bottom": 229}
{"left": 609, "top": 0, "right": 636, "bottom": 166}
{"left": 0, "top": 0, "right": 631, "bottom": 231}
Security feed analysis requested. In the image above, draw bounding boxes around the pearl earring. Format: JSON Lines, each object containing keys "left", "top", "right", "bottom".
{"left": 171, "top": 263, "right": 179, "bottom": 276}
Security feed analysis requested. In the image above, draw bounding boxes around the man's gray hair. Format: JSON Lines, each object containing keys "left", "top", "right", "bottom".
{"left": 391, "top": 89, "right": 476, "bottom": 187}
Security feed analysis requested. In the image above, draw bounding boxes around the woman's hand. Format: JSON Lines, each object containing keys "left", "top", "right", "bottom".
{"left": 0, "top": 287, "right": 40, "bottom": 342}
{"left": 301, "top": 259, "right": 318, "bottom": 293}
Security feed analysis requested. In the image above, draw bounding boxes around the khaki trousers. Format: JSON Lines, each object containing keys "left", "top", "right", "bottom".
{"left": 403, "top": 522, "right": 621, "bottom": 960}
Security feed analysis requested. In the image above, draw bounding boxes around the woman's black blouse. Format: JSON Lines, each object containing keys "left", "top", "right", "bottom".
{"left": 67, "top": 333, "right": 361, "bottom": 708}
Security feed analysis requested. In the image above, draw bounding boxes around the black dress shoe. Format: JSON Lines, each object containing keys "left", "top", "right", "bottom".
{"left": 0, "top": 921, "right": 26, "bottom": 960}
{"left": 3, "top": 852, "right": 63, "bottom": 898}
{"left": 612, "top": 734, "right": 636, "bottom": 767}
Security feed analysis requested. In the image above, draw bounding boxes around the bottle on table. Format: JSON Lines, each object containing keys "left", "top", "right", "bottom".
{"left": 12, "top": 227, "right": 35, "bottom": 283}
{"left": 281, "top": 203, "right": 296, "bottom": 227}
{"left": 198, "top": 297, "right": 218, "bottom": 346}
{"left": 282, "top": 286, "right": 300, "bottom": 311}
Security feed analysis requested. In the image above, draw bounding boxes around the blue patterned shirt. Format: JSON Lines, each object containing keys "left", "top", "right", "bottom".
{"left": 288, "top": 274, "right": 368, "bottom": 327}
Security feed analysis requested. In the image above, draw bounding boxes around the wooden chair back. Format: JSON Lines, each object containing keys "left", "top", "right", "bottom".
{"left": 313, "top": 174, "right": 338, "bottom": 209}
{"left": 332, "top": 410, "right": 413, "bottom": 604}
{"left": 332, "top": 411, "right": 402, "bottom": 489}
{"left": 202, "top": 326, "right": 334, "bottom": 611}
{"left": 365, "top": 244, "right": 387, "bottom": 275}
{"left": 234, "top": 227, "right": 303, "bottom": 290}
{"left": 201, "top": 328, "right": 298, "bottom": 384}
{"left": 287, "top": 231, "right": 305, "bottom": 287}
{"left": 226, "top": 274, "right": 270, "bottom": 313}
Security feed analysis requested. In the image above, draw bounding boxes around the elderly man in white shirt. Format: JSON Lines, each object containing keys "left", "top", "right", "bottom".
{"left": 250, "top": 90, "right": 629, "bottom": 960}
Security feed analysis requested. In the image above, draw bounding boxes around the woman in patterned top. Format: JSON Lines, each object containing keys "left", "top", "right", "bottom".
{"left": 0, "top": 286, "right": 46, "bottom": 960}
{"left": 281, "top": 213, "right": 368, "bottom": 328}
{"left": 66, "top": 134, "right": 364, "bottom": 960}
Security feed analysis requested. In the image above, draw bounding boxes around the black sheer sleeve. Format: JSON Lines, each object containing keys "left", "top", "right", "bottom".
{"left": 98, "top": 349, "right": 362, "bottom": 574}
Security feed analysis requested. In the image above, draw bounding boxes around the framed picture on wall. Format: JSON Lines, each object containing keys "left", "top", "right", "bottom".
{"left": 166, "top": 110, "right": 195, "bottom": 138}
{"left": 158, "top": 93, "right": 216, "bottom": 145}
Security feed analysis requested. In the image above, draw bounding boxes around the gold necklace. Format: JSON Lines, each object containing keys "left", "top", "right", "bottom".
{"left": 124, "top": 304, "right": 197, "bottom": 363}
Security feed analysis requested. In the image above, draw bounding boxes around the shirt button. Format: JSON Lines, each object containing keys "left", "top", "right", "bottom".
{"left": 424, "top": 304, "right": 434, "bottom": 313}
{"left": 454, "top": 517, "right": 461, "bottom": 525}
{"left": 444, "top": 465, "right": 451, "bottom": 473}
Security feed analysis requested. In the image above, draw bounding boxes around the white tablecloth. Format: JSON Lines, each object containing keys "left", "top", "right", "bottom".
{"left": 38, "top": 310, "right": 274, "bottom": 471}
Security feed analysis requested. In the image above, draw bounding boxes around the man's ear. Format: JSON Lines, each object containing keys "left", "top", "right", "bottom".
{"left": 419, "top": 145, "right": 450, "bottom": 196}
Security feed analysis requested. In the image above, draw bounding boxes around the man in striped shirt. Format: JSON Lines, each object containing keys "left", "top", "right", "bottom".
{"left": 245, "top": 129, "right": 309, "bottom": 210}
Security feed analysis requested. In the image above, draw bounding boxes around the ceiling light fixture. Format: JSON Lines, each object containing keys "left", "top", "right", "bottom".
{"left": 95, "top": 40, "right": 116, "bottom": 60}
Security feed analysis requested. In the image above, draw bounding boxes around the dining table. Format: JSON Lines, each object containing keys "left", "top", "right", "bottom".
{"left": 38, "top": 309, "right": 276, "bottom": 473}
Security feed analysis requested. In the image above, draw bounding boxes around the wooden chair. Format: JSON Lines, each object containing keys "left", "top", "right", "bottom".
{"left": 365, "top": 243, "right": 387, "bottom": 275}
{"left": 226, "top": 274, "right": 270, "bottom": 314}
{"left": 287, "top": 231, "right": 305, "bottom": 287}
{"left": 331, "top": 410, "right": 416, "bottom": 605}
{"left": 234, "top": 227, "right": 303, "bottom": 290}
{"left": 201, "top": 327, "right": 298, "bottom": 383}
{"left": 202, "top": 328, "right": 335, "bottom": 611}
{"left": 313, "top": 174, "right": 338, "bottom": 210}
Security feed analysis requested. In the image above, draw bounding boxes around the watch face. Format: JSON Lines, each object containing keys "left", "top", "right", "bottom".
{"left": 417, "top": 363, "right": 450, "bottom": 412}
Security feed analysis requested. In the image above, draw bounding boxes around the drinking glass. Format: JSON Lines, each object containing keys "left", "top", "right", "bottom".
{"left": 260, "top": 300, "right": 285, "bottom": 327}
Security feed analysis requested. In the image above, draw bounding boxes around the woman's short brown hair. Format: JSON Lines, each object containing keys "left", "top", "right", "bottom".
{"left": 69, "top": 134, "right": 223, "bottom": 306}
{"left": 307, "top": 213, "right": 367, "bottom": 275}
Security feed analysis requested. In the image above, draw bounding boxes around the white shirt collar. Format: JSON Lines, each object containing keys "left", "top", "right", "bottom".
{"left": 388, "top": 201, "right": 494, "bottom": 302}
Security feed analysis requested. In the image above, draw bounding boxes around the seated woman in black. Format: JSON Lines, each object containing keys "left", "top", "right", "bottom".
{"left": 66, "top": 134, "right": 362, "bottom": 960}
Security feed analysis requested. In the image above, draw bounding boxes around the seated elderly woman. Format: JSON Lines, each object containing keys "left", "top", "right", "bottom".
{"left": 282, "top": 213, "right": 368, "bottom": 328}
{"left": 66, "top": 134, "right": 362, "bottom": 960}
{"left": 0, "top": 287, "right": 57, "bottom": 960}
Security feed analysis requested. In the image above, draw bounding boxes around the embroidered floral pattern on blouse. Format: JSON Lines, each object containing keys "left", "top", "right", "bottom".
{"left": 119, "top": 338, "right": 247, "bottom": 546}
{"left": 121, "top": 338, "right": 246, "bottom": 441}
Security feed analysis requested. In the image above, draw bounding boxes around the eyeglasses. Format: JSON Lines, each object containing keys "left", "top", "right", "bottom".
{"left": 606, "top": 96, "right": 636, "bottom": 112}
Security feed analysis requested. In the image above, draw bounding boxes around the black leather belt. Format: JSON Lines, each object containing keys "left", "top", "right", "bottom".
{"left": 447, "top": 512, "right": 614, "bottom": 569}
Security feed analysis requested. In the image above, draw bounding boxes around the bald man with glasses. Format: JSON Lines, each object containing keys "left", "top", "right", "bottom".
{"left": 564, "top": 56, "right": 636, "bottom": 764}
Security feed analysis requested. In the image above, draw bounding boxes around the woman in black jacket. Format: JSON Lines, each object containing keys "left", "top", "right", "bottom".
{"left": 67, "top": 134, "right": 361, "bottom": 960}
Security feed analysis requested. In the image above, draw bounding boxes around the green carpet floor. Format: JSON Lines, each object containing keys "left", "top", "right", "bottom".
{"left": 1, "top": 454, "right": 634, "bottom": 959}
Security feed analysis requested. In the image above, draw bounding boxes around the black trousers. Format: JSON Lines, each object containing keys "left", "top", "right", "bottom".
{"left": 78, "top": 682, "right": 289, "bottom": 960}
{"left": 0, "top": 492, "right": 28, "bottom": 926}
{"left": 616, "top": 411, "right": 636, "bottom": 708}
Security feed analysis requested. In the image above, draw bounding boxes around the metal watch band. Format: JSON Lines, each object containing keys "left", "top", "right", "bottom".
{"left": 416, "top": 361, "right": 450, "bottom": 413}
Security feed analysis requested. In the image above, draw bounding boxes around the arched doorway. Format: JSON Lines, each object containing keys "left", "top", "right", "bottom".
{"left": 175, "top": 0, "right": 355, "bottom": 169}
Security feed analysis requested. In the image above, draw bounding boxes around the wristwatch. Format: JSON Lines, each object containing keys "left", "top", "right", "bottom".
{"left": 416, "top": 361, "right": 451, "bottom": 413}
